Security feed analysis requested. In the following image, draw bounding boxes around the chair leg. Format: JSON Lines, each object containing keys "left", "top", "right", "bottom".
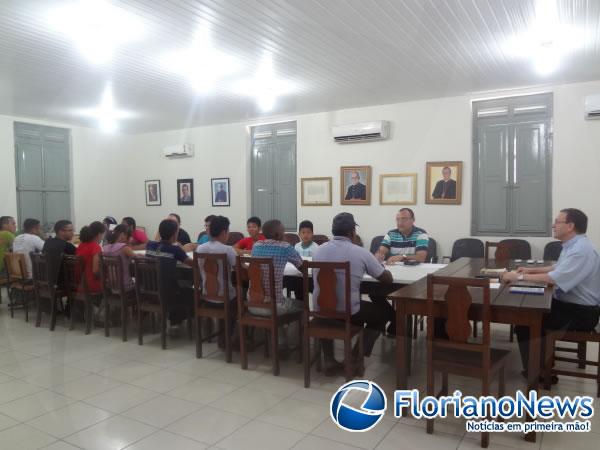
{"left": 315, "top": 339, "right": 322, "bottom": 373}
{"left": 85, "top": 300, "right": 92, "bottom": 335}
{"left": 264, "top": 329, "right": 270, "bottom": 358}
{"left": 196, "top": 316, "right": 202, "bottom": 359}
{"left": 543, "top": 333, "right": 555, "bottom": 391}
{"left": 50, "top": 295, "right": 57, "bottom": 331}
{"left": 151, "top": 313, "right": 157, "bottom": 333}
{"left": 412, "top": 316, "right": 418, "bottom": 339}
{"left": 272, "top": 327, "right": 280, "bottom": 376}
{"left": 596, "top": 342, "right": 600, "bottom": 398}
{"left": 240, "top": 325, "right": 248, "bottom": 370}
{"left": 161, "top": 313, "right": 167, "bottom": 350}
{"left": 296, "top": 320, "right": 303, "bottom": 364}
{"left": 9, "top": 288, "right": 14, "bottom": 318}
{"left": 35, "top": 297, "right": 42, "bottom": 328}
{"left": 498, "top": 367, "right": 505, "bottom": 398}
{"left": 509, "top": 324, "right": 514, "bottom": 342}
{"left": 105, "top": 302, "right": 110, "bottom": 337}
{"left": 358, "top": 330, "right": 365, "bottom": 377}
{"left": 426, "top": 367, "right": 434, "bottom": 434}
{"left": 303, "top": 330, "right": 310, "bottom": 388}
{"left": 441, "top": 372, "right": 449, "bottom": 396}
{"left": 225, "top": 316, "right": 232, "bottom": 364}
{"left": 577, "top": 342, "right": 587, "bottom": 369}
{"left": 472, "top": 321, "right": 478, "bottom": 338}
{"left": 481, "top": 375, "right": 490, "bottom": 448}
{"left": 121, "top": 304, "right": 127, "bottom": 342}
{"left": 69, "top": 300, "right": 75, "bottom": 330}
{"left": 344, "top": 337, "right": 352, "bottom": 381}
{"left": 137, "top": 309, "right": 143, "bottom": 345}
{"left": 24, "top": 293, "right": 29, "bottom": 322}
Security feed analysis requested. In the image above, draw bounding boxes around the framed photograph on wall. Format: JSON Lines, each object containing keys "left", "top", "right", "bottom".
{"left": 379, "top": 173, "right": 417, "bottom": 205}
{"left": 145, "top": 180, "right": 161, "bottom": 206}
{"left": 340, "top": 165, "right": 371, "bottom": 205}
{"left": 425, "top": 161, "right": 463, "bottom": 205}
{"left": 211, "top": 178, "right": 230, "bottom": 206}
{"left": 301, "top": 177, "right": 332, "bottom": 206}
{"left": 177, "top": 178, "right": 194, "bottom": 206}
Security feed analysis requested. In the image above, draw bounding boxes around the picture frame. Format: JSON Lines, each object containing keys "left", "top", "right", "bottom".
{"left": 211, "top": 177, "right": 230, "bottom": 207}
{"left": 301, "top": 177, "right": 332, "bottom": 206}
{"left": 425, "top": 161, "right": 463, "bottom": 205}
{"left": 145, "top": 180, "right": 161, "bottom": 206}
{"left": 340, "top": 165, "right": 371, "bottom": 205}
{"left": 379, "top": 173, "right": 417, "bottom": 205}
{"left": 177, "top": 178, "right": 194, "bottom": 206}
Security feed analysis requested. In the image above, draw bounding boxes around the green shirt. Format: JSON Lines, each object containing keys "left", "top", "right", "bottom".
{"left": 0, "top": 231, "right": 15, "bottom": 272}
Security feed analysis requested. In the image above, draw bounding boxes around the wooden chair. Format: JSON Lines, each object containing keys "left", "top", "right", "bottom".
{"left": 283, "top": 233, "right": 300, "bottom": 246}
{"left": 4, "top": 253, "right": 35, "bottom": 321}
{"left": 301, "top": 261, "right": 364, "bottom": 387}
{"left": 193, "top": 252, "right": 235, "bottom": 362}
{"left": 544, "top": 330, "right": 600, "bottom": 398}
{"left": 499, "top": 239, "right": 531, "bottom": 260}
{"left": 235, "top": 256, "right": 303, "bottom": 376}
{"left": 313, "top": 234, "right": 329, "bottom": 245}
{"left": 100, "top": 254, "right": 136, "bottom": 341}
{"left": 484, "top": 241, "right": 513, "bottom": 267}
{"left": 427, "top": 237, "right": 438, "bottom": 262}
{"left": 31, "top": 252, "right": 60, "bottom": 330}
{"left": 226, "top": 232, "right": 244, "bottom": 246}
{"left": 543, "top": 241, "right": 562, "bottom": 261}
{"left": 0, "top": 270, "right": 9, "bottom": 304}
{"left": 450, "top": 238, "right": 484, "bottom": 261}
{"left": 426, "top": 274, "right": 509, "bottom": 448}
{"left": 133, "top": 257, "right": 168, "bottom": 349}
{"left": 63, "top": 255, "right": 100, "bottom": 334}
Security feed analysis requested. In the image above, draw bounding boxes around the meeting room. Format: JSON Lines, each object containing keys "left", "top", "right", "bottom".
{"left": 0, "top": 1, "right": 599, "bottom": 449}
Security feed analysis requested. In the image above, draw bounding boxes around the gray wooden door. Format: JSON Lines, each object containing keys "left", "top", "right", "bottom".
{"left": 251, "top": 122, "right": 297, "bottom": 231}
{"left": 14, "top": 122, "right": 71, "bottom": 234}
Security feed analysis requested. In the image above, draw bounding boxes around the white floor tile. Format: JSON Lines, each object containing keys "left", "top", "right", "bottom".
{"left": 376, "top": 423, "right": 462, "bottom": 450}
{"left": 0, "top": 379, "right": 44, "bottom": 403}
{"left": 216, "top": 420, "right": 305, "bottom": 450}
{"left": 0, "top": 424, "right": 57, "bottom": 450}
{"left": 98, "top": 361, "right": 163, "bottom": 383}
{"left": 130, "top": 368, "right": 199, "bottom": 393}
{"left": 258, "top": 397, "right": 328, "bottom": 433}
{"left": 64, "top": 416, "right": 156, "bottom": 450}
{"left": 0, "top": 390, "right": 76, "bottom": 422}
{"left": 26, "top": 402, "right": 112, "bottom": 438}
{"left": 312, "top": 416, "right": 396, "bottom": 450}
{"left": 122, "top": 395, "right": 201, "bottom": 428}
{"left": 0, "top": 412, "right": 19, "bottom": 431}
{"left": 293, "top": 434, "right": 364, "bottom": 450}
{"left": 84, "top": 384, "right": 159, "bottom": 413}
{"left": 168, "top": 377, "right": 238, "bottom": 404}
{"left": 166, "top": 406, "right": 249, "bottom": 445}
{"left": 52, "top": 374, "right": 122, "bottom": 400}
{"left": 210, "top": 387, "right": 285, "bottom": 418}
{"left": 41, "top": 441, "right": 82, "bottom": 450}
{"left": 124, "top": 430, "right": 207, "bottom": 450}
{"left": 203, "top": 365, "right": 268, "bottom": 387}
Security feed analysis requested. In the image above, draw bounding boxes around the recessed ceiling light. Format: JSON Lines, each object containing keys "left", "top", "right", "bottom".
{"left": 47, "top": 0, "right": 144, "bottom": 64}
{"left": 75, "top": 85, "right": 133, "bottom": 132}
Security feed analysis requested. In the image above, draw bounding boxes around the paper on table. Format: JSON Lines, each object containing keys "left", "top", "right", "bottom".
{"left": 490, "top": 282, "right": 501, "bottom": 289}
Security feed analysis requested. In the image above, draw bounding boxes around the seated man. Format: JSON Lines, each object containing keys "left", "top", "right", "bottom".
{"left": 13, "top": 218, "right": 45, "bottom": 279}
{"left": 372, "top": 208, "right": 429, "bottom": 334}
{"left": 154, "top": 213, "right": 192, "bottom": 246}
{"left": 197, "top": 215, "right": 216, "bottom": 245}
{"left": 146, "top": 219, "right": 193, "bottom": 334}
{"left": 313, "top": 213, "right": 393, "bottom": 375}
{"left": 234, "top": 216, "right": 265, "bottom": 255}
{"left": 502, "top": 208, "right": 600, "bottom": 380}
{"left": 0, "top": 216, "right": 17, "bottom": 276}
{"left": 42, "top": 220, "right": 76, "bottom": 291}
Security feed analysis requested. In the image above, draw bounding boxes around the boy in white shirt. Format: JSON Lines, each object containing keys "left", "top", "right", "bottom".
{"left": 294, "top": 220, "right": 319, "bottom": 257}
{"left": 13, "top": 218, "right": 45, "bottom": 279}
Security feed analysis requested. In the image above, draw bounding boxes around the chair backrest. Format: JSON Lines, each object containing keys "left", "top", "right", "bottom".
{"left": 226, "top": 232, "right": 244, "bottom": 246}
{"left": 426, "top": 275, "right": 491, "bottom": 361}
{"left": 133, "top": 257, "right": 162, "bottom": 308}
{"left": 543, "top": 241, "right": 562, "bottom": 261}
{"left": 63, "top": 255, "right": 89, "bottom": 296}
{"left": 193, "top": 252, "right": 230, "bottom": 305}
{"left": 484, "top": 241, "right": 513, "bottom": 267}
{"left": 99, "top": 254, "right": 125, "bottom": 297}
{"left": 302, "top": 261, "right": 351, "bottom": 323}
{"left": 31, "top": 252, "right": 55, "bottom": 297}
{"left": 235, "top": 256, "right": 277, "bottom": 316}
{"left": 499, "top": 239, "right": 531, "bottom": 259}
{"left": 283, "top": 233, "right": 300, "bottom": 246}
{"left": 5, "top": 252, "right": 27, "bottom": 282}
{"left": 313, "top": 234, "right": 329, "bottom": 245}
{"left": 427, "top": 237, "right": 438, "bottom": 262}
{"left": 451, "top": 238, "right": 484, "bottom": 261}
{"left": 370, "top": 235, "right": 384, "bottom": 254}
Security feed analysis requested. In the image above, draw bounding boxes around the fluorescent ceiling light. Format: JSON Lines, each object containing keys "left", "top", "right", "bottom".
{"left": 76, "top": 85, "right": 133, "bottom": 132}
{"left": 232, "top": 53, "right": 297, "bottom": 112}
{"left": 47, "top": 0, "right": 144, "bottom": 64}
{"left": 162, "top": 26, "right": 239, "bottom": 93}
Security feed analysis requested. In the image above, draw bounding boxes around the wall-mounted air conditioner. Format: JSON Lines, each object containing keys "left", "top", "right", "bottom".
{"left": 584, "top": 95, "right": 600, "bottom": 120}
{"left": 163, "top": 143, "right": 194, "bottom": 158}
{"left": 332, "top": 120, "right": 390, "bottom": 143}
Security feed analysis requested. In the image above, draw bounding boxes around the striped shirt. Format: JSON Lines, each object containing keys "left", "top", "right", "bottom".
{"left": 251, "top": 239, "right": 303, "bottom": 304}
{"left": 381, "top": 226, "right": 429, "bottom": 257}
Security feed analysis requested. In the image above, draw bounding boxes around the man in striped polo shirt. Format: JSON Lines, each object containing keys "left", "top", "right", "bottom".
{"left": 372, "top": 208, "right": 430, "bottom": 335}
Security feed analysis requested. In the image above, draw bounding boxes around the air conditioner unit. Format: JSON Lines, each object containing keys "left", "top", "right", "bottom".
{"left": 332, "top": 121, "right": 390, "bottom": 143}
{"left": 163, "top": 143, "right": 194, "bottom": 158}
{"left": 584, "top": 95, "right": 600, "bottom": 120}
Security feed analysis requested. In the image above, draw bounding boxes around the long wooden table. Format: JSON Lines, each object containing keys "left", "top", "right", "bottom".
{"left": 388, "top": 257, "right": 553, "bottom": 442}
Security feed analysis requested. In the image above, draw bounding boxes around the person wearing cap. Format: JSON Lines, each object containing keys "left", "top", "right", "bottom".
{"left": 312, "top": 212, "right": 393, "bottom": 375}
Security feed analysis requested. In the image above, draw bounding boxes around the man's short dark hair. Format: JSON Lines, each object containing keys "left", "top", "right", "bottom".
{"left": 399, "top": 208, "right": 415, "bottom": 219}
{"left": 158, "top": 219, "right": 179, "bottom": 241}
{"left": 54, "top": 220, "right": 72, "bottom": 234}
{"left": 122, "top": 217, "right": 136, "bottom": 229}
{"left": 209, "top": 216, "right": 230, "bottom": 238}
{"left": 23, "top": 218, "right": 40, "bottom": 232}
{"left": 298, "top": 220, "right": 313, "bottom": 232}
{"left": 247, "top": 216, "right": 261, "bottom": 228}
{"left": 332, "top": 213, "right": 357, "bottom": 237}
{"left": 0, "top": 216, "right": 13, "bottom": 228}
{"left": 262, "top": 219, "right": 282, "bottom": 239}
{"left": 561, "top": 208, "right": 588, "bottom": 234}
{"left": 204, "top": 214, "right": 216, "bottom": 223}
{"left": 169, "top": 213, "right": 181, "bottom": 224}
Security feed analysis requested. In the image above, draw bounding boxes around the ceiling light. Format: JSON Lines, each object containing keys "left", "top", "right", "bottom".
{"left": 232, "top": 53, "right": 297, "bottom": 112}
{"left": 47, "top": 0, "right": 144, "bottom": 64}
{"left": 76, "top": 85, "right": 133, "bottom": 133}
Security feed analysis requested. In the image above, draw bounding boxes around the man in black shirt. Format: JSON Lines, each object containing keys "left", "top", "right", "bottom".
{"left": 42, "top": 220, "right": 76, "bottom": 289}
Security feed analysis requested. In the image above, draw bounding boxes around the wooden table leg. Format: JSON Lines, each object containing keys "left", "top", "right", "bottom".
{"left": 406, "top": 314, "right": 413, "bottom": 377}
{"left": 396, "top": 301, "right": 408, "bottom": 389}
{"left": 524, "top": 315, "right": 542, "bottom": 443}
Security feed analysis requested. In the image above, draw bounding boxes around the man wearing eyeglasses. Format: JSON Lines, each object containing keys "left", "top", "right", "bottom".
{"left": 345, "top": 171, "right": 367, "bottom": 200}
{"left": 502, "top": 208, "right": 600, "bottom": 380}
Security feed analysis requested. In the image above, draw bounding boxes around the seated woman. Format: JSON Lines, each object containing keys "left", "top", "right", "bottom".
{"left": 101, "top": 216, "right": 117, "bottom": 245}
{"left": 75, "top": 221, "right": 105, "bottom": 294}
{"left": 122, "top": 217, "right": 148, "bottom": 250}
{"left": 102, "top": 224, "right": 137, "bottom": 291}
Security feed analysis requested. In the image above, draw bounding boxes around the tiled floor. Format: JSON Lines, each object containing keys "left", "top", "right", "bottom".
{"left": 0, "top": 295, "right": 597, "bottom": 449}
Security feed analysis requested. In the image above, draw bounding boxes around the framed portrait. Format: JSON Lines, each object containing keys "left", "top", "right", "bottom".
{"left": 340, "top": 166, "right": 371, "bottom": 205}
{"left": 211, "top": 177, "right": 230, "bottom": 206}
{"left": 379, "top": 173, "right": 417, "bottom": 205}
{"left": 145, "top": 180, "right": 161, "bottom": 206}
{"left": 177, "top": 178, "right": 194, "bottom": 206}
{"left": 301, "top": 177, "right": 332, "bottom": 206}
{"left": 425, "top": 161, "right": 463, "bottom": 205}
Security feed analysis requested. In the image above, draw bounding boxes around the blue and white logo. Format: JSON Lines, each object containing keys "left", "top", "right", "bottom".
{"left": 330, "top": 380, "right": 387, "bottom": 432}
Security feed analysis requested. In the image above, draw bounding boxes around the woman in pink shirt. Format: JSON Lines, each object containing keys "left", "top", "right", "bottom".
{"left": 122, "top": 217, "right": 147, "bottom": 250}
{"left": 102, "top": 224, "right": 137, "bottom": 291}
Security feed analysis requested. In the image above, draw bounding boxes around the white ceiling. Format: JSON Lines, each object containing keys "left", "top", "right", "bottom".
{"left": 1, "top": 0, "right": 600, "bottom": 133}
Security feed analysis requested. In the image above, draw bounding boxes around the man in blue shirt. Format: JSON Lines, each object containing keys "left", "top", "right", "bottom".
{"left": 502, "top": 208, "right": 600, "bottom": 379}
